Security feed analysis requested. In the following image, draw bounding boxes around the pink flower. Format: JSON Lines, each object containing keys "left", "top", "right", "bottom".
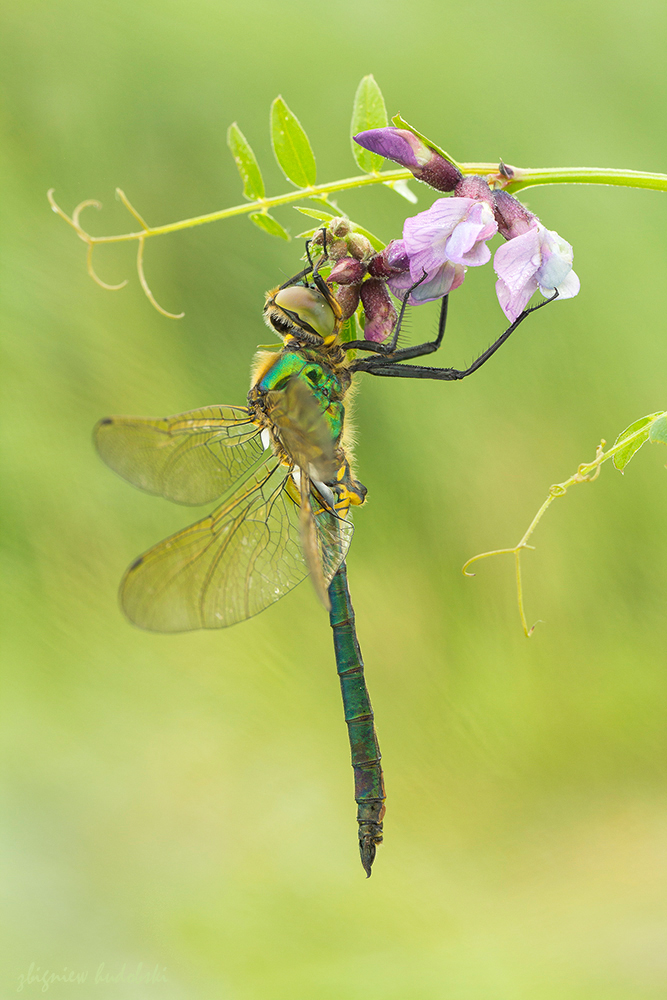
{"left": 494, "top": 223, "right": 580, "bottom": 322}
{"left": 387, "top": 197, "right": 498, "bottom": 305}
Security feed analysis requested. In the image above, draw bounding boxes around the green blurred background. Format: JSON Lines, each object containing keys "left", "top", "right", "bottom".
{"left": 3, "top": 0, "right": 667, "bottom": 996}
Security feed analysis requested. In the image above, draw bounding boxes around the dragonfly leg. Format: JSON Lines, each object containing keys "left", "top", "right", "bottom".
{"left": 329, "top": 563, "right": 385, "bottom": 877}
{"left": 277, "top": 229, "right": 330, "bottom": 292}
{"left": 343, "top": 274, "right": 437, "bottom": 356}
{"left": 350, "top": 292, "right": 558, "bottom": 379}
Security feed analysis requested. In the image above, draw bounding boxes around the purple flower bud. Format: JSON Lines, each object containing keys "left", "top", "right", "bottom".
{"left": 328, "top": 257, "right": 368, "bottom": 285}
{"left": 360, "top": 278, "right": 398, "bottom": 343}
{"left": 335, "top": 283, "right": 361, "bottom": 322}
{"left": 355, "top": 127, "right": 427, "bottom": 169}
{"left": 492, "top": 190, "right": 537, "bottom": 240}
{"left": 368, "top": 239, "right": 410, "bottom": 279}
{"left": 354, "top": 127, "right": 462, "bottom": 193}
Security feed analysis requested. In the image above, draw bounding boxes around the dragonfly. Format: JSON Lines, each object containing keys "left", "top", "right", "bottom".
{"left": 95, "top": 233, "right": 553, "bottom": 875}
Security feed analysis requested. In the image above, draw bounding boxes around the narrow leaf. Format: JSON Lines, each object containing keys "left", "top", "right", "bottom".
{"left": 339, "top": 316, "right": 358, "bottom": 344}
{"left": 270, "top": 97, "right": 317, "bottom": 188}
{"left": 648, "top": 413, "right": 667, "bottom": 445}
{"left": 383, "top": 178, "right": 418, "bottom": 203}
{"left": 294, "top": 206, "right": 335, "bottom": 223}
{"left": 250, "top": 212, "right": 291, "bottom": 241}
{"left": 227, "top": 123, "right": 265, "bottom": 200}
{"left": 350, "top": 75, "right": 388, "bottom": 172}
{"left": 612, "top": 414, "right": 659, "bottom": 471}
{"left": 391, "top": 113, "right": 460, "bottom": 169}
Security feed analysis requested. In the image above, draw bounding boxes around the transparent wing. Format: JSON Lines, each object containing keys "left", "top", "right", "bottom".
{"left": 121, "top": 458, "right": 353, "bottom": 632}
{"left": 265, "top": 378, "right": 338, "bottom": 482}
{"left": 95, "top": 405, "right": 264, "bottom": 506}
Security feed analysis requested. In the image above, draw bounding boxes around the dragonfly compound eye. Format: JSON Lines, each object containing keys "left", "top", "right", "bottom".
{"left": 272, "top": 286, "right": 336, "bottom": 340}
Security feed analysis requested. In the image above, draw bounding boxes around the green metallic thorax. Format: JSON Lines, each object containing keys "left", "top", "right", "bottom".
{"left": 250, "top": 347, "right": 348, "bottom": 448}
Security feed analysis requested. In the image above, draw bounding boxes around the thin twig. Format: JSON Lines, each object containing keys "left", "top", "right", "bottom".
{"left": 86, "top": 242, "right": 127, "bottom": 291}
{"left": 461, "top": 431, "right": 656, "bottom": 636}
{"left": 136, "top": 236, "right": 184, "bottom": 319}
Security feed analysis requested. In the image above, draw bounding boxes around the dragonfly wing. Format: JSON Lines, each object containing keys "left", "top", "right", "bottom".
{"left": 285, "top": 474, "right": 355, "bottom": 612}
{"left": 120, "top": 458, "right": 352, "bottom": 632}
{"left": 265, "top": 378, "right": 338, "bottom": 482}
{"left": 312, "top": 488, "right": 355, "bottom": 585}
{"left": 95, "top": 405, "right": 264, "bottom": 505}
{"left": 298, "top": 469, "right": 331, "bottom": 610}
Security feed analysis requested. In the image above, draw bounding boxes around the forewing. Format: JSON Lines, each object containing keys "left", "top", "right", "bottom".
{"left": 298, "top": 469, "right": 330, "bottom": 610}
{"left": 311, "top": 486, "right": 355, "bottom": 585}
{"left": 266, "top": 379, "right": 338, "bottom": 482}
{"left": 285, "top": 475, "right": 355, "bottom": 608}
{"left": 95, "top": 405, "right": 264, "bottom": 505}
{"left": 120, "top": 459, "right": 351, "bottom": 632}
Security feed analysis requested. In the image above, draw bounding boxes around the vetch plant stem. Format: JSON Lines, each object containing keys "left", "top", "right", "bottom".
{"left": 462, "top": 414, "right": 667, "bottom": 636}
{"left": 48, "top": 162, "right": 667, "bottom": 315}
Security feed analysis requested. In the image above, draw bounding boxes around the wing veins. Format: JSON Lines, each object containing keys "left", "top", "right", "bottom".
{"left": 124, "top": 460, "right": 280, "bottom": 626}
{"left": 199, "top": 464, "right": 291, "bottom": 621}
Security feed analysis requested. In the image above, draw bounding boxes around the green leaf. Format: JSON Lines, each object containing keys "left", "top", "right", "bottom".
{"left": 391, "top": 113, "right": 460, "bottom": 169}
{"left": 649, "top": 413, "right": 667, "bottom": 445}
{"left": 226, "top": 123, "right": 265, "bottom": 201}
{"left": 270, "top": 97, "right": 317, "bottom": 188}
{"left": 383, "top": 178, "right": 417, "bottom": 203}
{"left": 339, "top": 316, "right": 357, "bottom": 344}
{"left": 350, "top": 75, "right": 388, "bottom": 173}
{"left": 250, "top": 212, "right": 290, "bottom": 241}
{"left": 294, "top": 226, "right": 319, "bottom": 240}
{"left": 612, "top": 414, "right": 660, "bottom": 471}
{"left": 294, "top": 206, "right": 335, "bottom": 224}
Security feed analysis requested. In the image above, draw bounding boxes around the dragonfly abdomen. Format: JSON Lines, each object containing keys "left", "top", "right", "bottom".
{"left": 328, "top": 563, "right": 385, "bottom": 877}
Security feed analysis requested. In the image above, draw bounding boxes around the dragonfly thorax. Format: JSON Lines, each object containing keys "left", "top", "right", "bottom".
{"left": 248, "top": 348, "right": 347, "bottom": 474}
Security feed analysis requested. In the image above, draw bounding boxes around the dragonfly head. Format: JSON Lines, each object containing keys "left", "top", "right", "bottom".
{"left": 264, "top": 284, "right": 341, "bottom": 348}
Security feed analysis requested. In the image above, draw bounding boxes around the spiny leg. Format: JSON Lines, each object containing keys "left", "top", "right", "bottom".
{"left": 344, "top": 273, "right": 435, "bottom": 355}
{"left": 277, "top": 229, "right": 330, "bottom": 292}
{"left": 351, "top": 292, "right": 558, "bottom": 379}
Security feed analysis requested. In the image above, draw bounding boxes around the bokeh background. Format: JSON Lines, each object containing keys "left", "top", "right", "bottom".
{"left": 3, "top": 1, "right": 667, "bottom": 996}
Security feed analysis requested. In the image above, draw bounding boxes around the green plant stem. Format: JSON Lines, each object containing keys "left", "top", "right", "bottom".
{"left": 50, "top": 163, "right": 667, "bottom": 246}
{"left": 462, "top": 415, "right": 667, "bottom": 637}
{"left": 502, "top": 165, "right": 667, "bottom": 193}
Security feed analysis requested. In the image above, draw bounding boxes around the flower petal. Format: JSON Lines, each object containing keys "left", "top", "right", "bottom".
{"left": 535, "top": 228, "right": 574, "bottom": 290}
{"left": 389, "top": 262, "right": 465, "bottom": 304}
{"left": 353, "top": 128, "right": 422, "bottom": 168}
{"left": 493, "top": 227, "right": 541, "bottom": 287}
{"left": 444, "top": 201, "right": 497, "bottom": 264}
{"left": 403, "top": 198, "right": 472, "bottom": 259}
{"left": 539, "top": 268, "right": 580, "bottom": 301}
{"left": 495, "top": 275, "right": 539, "bottom": 322}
